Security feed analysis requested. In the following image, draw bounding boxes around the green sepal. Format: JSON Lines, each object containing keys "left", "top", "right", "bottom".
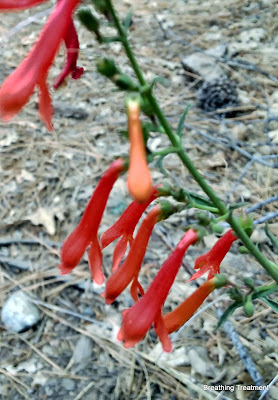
{"left": 158, "top": 201, "right": 183, "bottom": 221}
{"left": 238, "top": 213, "right": 254, "bottom": 236}
{"left": 211, "top": 223, "right": 224, "bottom": 234}
{"left": 90, "top": 0, "right": 109, "bottom": 15}
{"left": 78, "top": 8, "right": 100, "bottom": 36}
{"left": 113, "top": 74, "right": 139, "bottom": 91}
{"left": 243, "top": 278, "right": 254, "bottom": 288}
{"left": 229, "top": 287, "right": 244, "bottom": 302}
{"left": 238, "top": 245, "right": 250, "bottom": 254}
{"left": 97, "top": 58, "right": 119, "bottom": 78}
{"left": 140, "top": 95, "right": 155, "bottom": 118}
{"left": 213, "top": 274, "right": 229, "bottom": 288}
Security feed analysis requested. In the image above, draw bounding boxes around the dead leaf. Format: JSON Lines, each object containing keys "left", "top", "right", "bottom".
{"left": 26, "top": 206, "right": 64, "bottom": 235}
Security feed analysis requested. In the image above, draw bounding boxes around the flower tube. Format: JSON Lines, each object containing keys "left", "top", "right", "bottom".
{"left": 163, "top": 275, "right": 228, "bottom": 334}
{"left": 126, "top": 99, "right": 152, "bottom": 202}
{"left": 102, "top": 204, "right": 163, "bottom": 304}
{"left": 188, "top": 229, "right": 237, "bottom": 282}
{"left": 0, "top": 0, "right": 82, "bottom": 130}
{"left": 100, "top": 186, "right": 159, "bottom": 271}
{"left": 59, "top": 158, "right": 126, "bottom": 284}
{"left": 0, "top": 0, "right": 47, "bottom": 10}
{"left": 117, "top": 229, "right": 198, "bottom": 352}
{"left": 53, "top": 17, "right": 84, "bottom": 89}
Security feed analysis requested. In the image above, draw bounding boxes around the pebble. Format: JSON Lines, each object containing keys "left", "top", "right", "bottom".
{"left": 1, "top": 292, "right": 40, "bottom": 332}
{"left": 62, "top": 378, "right": 76, "bottom": 391}
{"left": 73, "top": 336, "right": 93, "bottom": 366}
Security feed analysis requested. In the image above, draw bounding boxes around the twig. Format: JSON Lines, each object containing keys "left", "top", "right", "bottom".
{"left": 216, "top": 309, "right": 265, "bottom": 391}
{"left": 0, "top": 7, "right": 52, "bottom": 47}
{"left": 30, "top": 298, "right": 111, "bottom": 328}
{"left": 258, "top": 374, "right": 278, "bottom": 400}
{"left": 73, "top": 381, "right": 95, "bottom": 400}
{"left": 247, "top": 195, "right": 278, "bottom": 213}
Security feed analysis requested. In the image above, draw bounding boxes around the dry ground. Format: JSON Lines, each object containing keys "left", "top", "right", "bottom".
{"left": 0, "top": 0, "right": 278, "bottom": 399}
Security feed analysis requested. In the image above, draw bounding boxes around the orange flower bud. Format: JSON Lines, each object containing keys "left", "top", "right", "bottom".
{"left": 163, "top": 275, "right": 228, "bottom": 334}
{"left": 127, "top": 100, "right": 152, "bottom": 202}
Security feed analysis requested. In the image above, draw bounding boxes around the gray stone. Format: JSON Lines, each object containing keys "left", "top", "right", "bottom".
{"left": 1, "top": 292, "right": 40, "bottom": 332}
{"left": 182, "top": 45, "right": 227, "bottom": 81}
{"left": 73, "top": 336, "right": 93, "bottom": 366}
{"left": 62, "top": 378, "right": 76, "bottom": 391}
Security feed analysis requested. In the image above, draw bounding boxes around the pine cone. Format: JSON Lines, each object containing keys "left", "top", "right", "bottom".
{"left": 197, "top": 78, "right": 239, "bottom": 116}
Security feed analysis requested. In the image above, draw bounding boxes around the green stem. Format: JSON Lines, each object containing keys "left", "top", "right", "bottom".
{"left": 106, "top": 0, "right": 278, "bottom": 284}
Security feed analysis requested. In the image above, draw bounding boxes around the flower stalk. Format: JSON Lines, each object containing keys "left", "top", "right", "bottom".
{"left": 104, "top": 0, "right": 278, "bottom": 283}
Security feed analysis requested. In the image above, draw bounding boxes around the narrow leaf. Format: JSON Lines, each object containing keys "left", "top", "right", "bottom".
{"left": 262, "top": 297, "right": 278, "bottom": 313}
{"left": 217, "top": 301, "right": 242, "bottom": 330}
{"left": 177, "top": 104, "right": 191, "bottom": 137}
{"left": 123, "top": 7, "right": 133, "bottom": 31}
{"left": 265, "top": 223, "right": 278, "bottom": 253}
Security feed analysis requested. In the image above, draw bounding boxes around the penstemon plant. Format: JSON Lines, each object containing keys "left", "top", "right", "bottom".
{"left": 0, "top": 0, "right": 277, "bottom": 352}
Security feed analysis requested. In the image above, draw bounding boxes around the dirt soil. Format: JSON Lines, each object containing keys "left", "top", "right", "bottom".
{"left": 0, "top": 0, "right": 278, "bottom": 399}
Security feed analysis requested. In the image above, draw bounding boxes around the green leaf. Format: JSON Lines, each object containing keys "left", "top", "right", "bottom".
{"left": 253, "top": 285, "right": 278, "bottom": 300}
{"left": 265, "top": 223, "right": 278, "bottom": 253}
{"left": 156, "top": 156, "right": 169, "bottom": 177}
{"left": 123, "top": 7, "right": 133, "bottom": 31}
{"left": 262, "top": 297, "right": 278, "bottom": 313}
{"left": 229, "top": 202, "right": 249, "bottom": 211}
{"left": 217, "top": 301, "right": 242, "bottom": 329}
{"left": 177, "top": 104, "right": 191, "bottom": 137}
{"left": 186, "top": 191, "right": 217, "bottom": 209}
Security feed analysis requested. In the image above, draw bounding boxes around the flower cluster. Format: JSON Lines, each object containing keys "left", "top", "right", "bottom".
{"left": 0, "top": 0, "right": 84, "bottom": 130}
{"left": 58, "top": 152, "right": 235, "bottom": 350}
{"left": 0, "top": 2, "right": 240, "bottom": 351}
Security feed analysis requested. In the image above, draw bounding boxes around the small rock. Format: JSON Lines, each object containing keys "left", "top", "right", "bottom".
{"left": 230, "top": 123, "right": 249, "bottom": 141}
{"left": 62, "top": 378, "right": 76, "bottom": 391}
{"left": 251, "top": 228, "right": 270, "bottom": 244}
{"left": 182, "top": 51, "right": 226, "bottom": 82}
{"left": 1, "top": 292, "right": 40, "bottom": 333}
{"left": 270, "top": 90, "right": 278, "bottom": 104}
{"left": 269, "top": 129, "right": 278, "bottom": 144}
{"left": 73, "top": 336, "right": 93, "bottom": 366}
{"left": 188, "top": 346, "right": 215, "bottom": 377}
{"left": 239, "top": 28, "right": 267, "bottom": 44}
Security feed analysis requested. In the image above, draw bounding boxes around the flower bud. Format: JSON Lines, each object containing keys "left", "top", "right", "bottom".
{"left": 244, "top": 298, "right": 254, "bottom": 317}
{"left": 97, "top": 58, "right": 119, "bottom": 78}
{"left": 78, "top": 7, "right": 100, "bottom": 37}
{"left": 113, "top": 74, "right": 138, "bottom": 91}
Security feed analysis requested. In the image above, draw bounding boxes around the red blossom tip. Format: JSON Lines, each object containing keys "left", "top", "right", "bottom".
{"left": 117, "top": 229, "right": 198, "bottom": 351}
{"left": 59, "top": 158, "right": 126, "bottom": 282}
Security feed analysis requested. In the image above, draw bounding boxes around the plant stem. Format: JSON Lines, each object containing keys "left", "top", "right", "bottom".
{"left": 106, "top": 0, "right": 278, "bottom": 283}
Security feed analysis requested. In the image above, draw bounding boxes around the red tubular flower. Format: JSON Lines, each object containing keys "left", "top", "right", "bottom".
{"left": 0, "top": 0, "right": 47, "bottom": 10}
{"left": 53, "top": 17, "right": 84, "bottom": 89}
{"left": 102, "top": 204, "right": 163, "bottom": 304}
{"left": 100, "top": 186, "right": 159, "bottom": 271}
{"left": 127, "top": 99, "right": 153, "bottom": 203}
{"left": 0, "top": 0, "right": 82, "bottom": 130}
{"left": 163, "top": 275, "right": 228, "bottom": 334}
{"left": 117, "top": 229, "right": 198, "bottom": 352}
{"left": 59, "top": 159, "right": 126, "bottom": 285}
{"left": 188, "top": 229, "right": 237, "bottom": 282}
